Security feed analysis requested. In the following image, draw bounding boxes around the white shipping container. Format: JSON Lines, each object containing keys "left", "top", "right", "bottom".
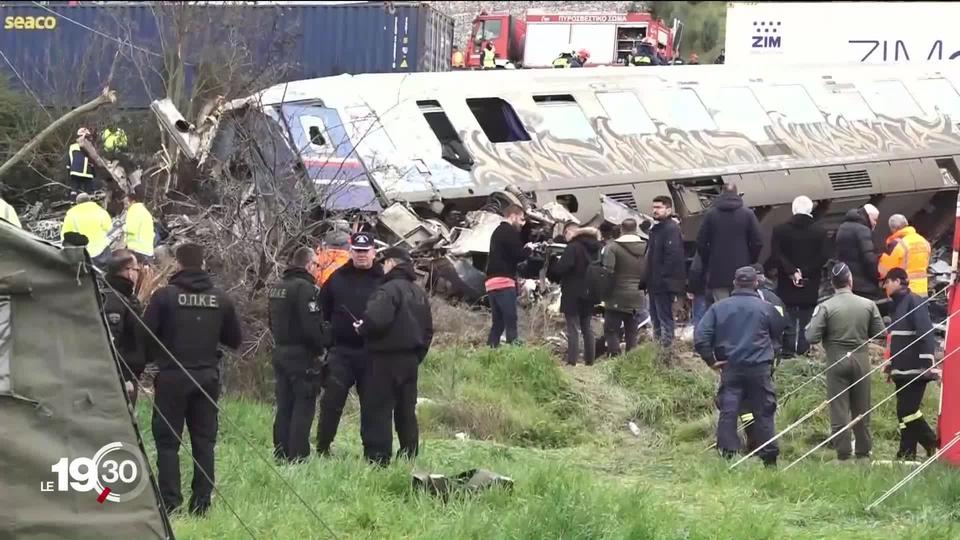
{"left": 724, "top": 1, "right": 960, "bottom": 66}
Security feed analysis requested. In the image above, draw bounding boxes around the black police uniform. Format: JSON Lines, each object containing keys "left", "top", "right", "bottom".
{"left": 360, "top": 260, "right": 433, "bottom": 464}
{"left": 102, "top": 273, "right": 147, "bottom": 405}
{"left": 144, "top": 268, "right": 242, "bottom": 515}
{"left": 316, "top": 256, "right": 383, "bottom": 454}
{"left": 267, "top": 266, "right": 328, "bottom": 463}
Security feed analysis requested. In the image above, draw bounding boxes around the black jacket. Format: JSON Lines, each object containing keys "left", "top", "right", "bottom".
{"left": 102, "top": 274, "right": 146, "bottom": 380}
{"left": 486, "top": 222, "right": 526, "bottom": 280}
{"left": 268, "top": 267, "right": 327, "bottom": 371}
{"left": 757, "top": 281, "right": 786, "bottom": 356}
{"left": 361, "top": 263, "right": 434, "bottom": 359}
{"left": 687, "top": 253, "right": 706, "bottom": 295}
{"left": 320, "top": 260, "right": 383, "bottom": 349}
{"left": 647, "top": 217, "right": 686, "bottom": 295}
{"left": 144, "top": 269, "right": 242, "bottom": 371}
{"left": 886, "top": 288, "right": 936, "bottom": 379}
{"left": 835, "top": 208, "right": 880, "bottom": 298}
{"left": 549, "top": 227, "right": 603, "bottom": 315}
{"left": 696, "top": 192, "right": 763, "bottom": 290}
{"left": 769, "top": 213, "right": 830, "bottom": 307}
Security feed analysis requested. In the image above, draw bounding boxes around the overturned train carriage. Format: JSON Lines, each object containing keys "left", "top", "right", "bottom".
{"left": 158, "top": 62, "right": 960, "bottom": 267}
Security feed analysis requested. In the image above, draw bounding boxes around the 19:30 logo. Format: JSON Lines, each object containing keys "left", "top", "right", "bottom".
{"left": 43, "top": 442, "right": 149, "bottom": 503}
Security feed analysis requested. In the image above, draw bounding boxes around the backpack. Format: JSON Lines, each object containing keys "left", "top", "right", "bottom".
{"left": 583, "top": 248, "right": 614, "bottom": 304}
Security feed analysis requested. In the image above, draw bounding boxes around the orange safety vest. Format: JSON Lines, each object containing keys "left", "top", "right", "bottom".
{"left": 311, "top": 247, "right": 350, "bottom": 286}
{"left": 878, "top": 226, "right": 930, "bottom": 296}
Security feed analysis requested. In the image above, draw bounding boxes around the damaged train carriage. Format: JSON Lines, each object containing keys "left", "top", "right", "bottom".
{"left": 154, "top": 62, "right": 960, "bottom": 301}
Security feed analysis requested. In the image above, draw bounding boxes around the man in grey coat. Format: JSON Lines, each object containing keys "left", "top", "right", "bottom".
{"left": 805, "top": 262, "right": 885, "bottom": 462}
{"left": 602, "top": 218, "right": 649, "bottom": 356}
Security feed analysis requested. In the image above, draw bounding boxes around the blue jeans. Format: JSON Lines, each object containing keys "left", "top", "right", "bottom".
{"left": 487, "top": 288, "right": 518, "bottom": 347}
{"left": 649, "top": 292, "right": 675, "bottom": 347}
{"left": 691, "top": 294, "right": 707, "bottom": 329}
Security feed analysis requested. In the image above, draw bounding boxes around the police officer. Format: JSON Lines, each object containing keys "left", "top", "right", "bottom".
{"left": 102, "top": 249, "right": 146, "bottom": 405}
{"left": 268, "top": 247, "right": 328, "bottom": 464}
{"left": 144, "top": 243, "right": 242, "bottom": 516}
{"left": 695, "top": 266, "right": 784, "bottom": 466}
{"left": 882, "top": 267, "right": 939, "bottom": 460}
{"left": 356, "top": 247, "right": 433, "bottom": 465}
{"left": 316, "top": 231, "right": 383, "bottom": 456}
{"left": 806, "top": 262, "right": 884, "bottom": 462}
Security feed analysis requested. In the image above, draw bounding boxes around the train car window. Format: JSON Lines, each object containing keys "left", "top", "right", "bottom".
{"left": 861, "top": 80, "right": 923, "bottom": 119}
{"left": 913, "top": 78, "right": 960, "bottom": 120}
{"left": 645, "top": 88, "right": 716, "bottom": 131}
{"left": 754, "top": 85, "right": 824, "bottom": 124}
{"left": 830, "top": 89, "right": 876, "bottom": 122}
{"left": 416, "top": 100, "right": 474, "bottom": 171}
{"left": 595, "top": 91, "right": 656, "bottom": 135}
{"left": 532, "top": 94, "right": 596, "bottom": 141}
{"left": 704, "top": 87, "right": 771, "bottom": 140}
{"left": 466, "top": 97, "right": 532, "bottom": 143}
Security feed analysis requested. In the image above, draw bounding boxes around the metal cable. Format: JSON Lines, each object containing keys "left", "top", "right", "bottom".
{"left": 783, "top": 343, "right": 958, "bottom": 471}
{"left": 730, "top": 308, "right": 956, "bottom": 469}
{"left": 865, "top": 429, "right": 960, "bottom": 510}
{"left": 96, "top": 267, "right": 340, "bottom": 540}
{"left": 705, "top": 285, "right": 950, "bottom": 452}
{"left": 31, "top": 2, "right": 165, "bottom": 59}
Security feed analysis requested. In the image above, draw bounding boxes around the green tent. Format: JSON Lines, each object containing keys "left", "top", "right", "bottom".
{"left": 0, "top": 220, "right": 173, "bottom": 539}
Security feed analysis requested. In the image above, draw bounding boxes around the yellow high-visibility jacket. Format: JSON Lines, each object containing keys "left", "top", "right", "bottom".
{"left": 878, "top": 226, "right": 931, "bottom": 296}
{"left": 124, "top": 202, "right": 155, "bottom": 257}
{"left": 61, "top": 201, "right": 112, "bottom": 257}
{"left": 0, "top": 197, "right": 21, "bottom": 228}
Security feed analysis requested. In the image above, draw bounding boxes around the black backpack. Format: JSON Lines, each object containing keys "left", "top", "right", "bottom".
{"left": 583, "top": 248, "right": 614, "bottom": 304}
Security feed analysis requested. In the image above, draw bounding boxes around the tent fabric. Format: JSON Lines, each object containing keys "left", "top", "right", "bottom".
{"left": 0, "top": 220, "right": 172, "bottom": 539}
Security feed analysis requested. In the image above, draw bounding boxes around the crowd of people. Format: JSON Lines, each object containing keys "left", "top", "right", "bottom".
{"left": 486, "top": 182, "right": 939, "bottom": 466}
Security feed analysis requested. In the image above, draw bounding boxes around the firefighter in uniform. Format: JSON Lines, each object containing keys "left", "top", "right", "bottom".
{"left": 482, "top": 42, "right": 497, "bottom": 69}
{"left": 356, "top": 247, "right": 433, "bottom": 465}
{"left": 695, "top": 266, "right": 784, "bottom": 466}
{"left": 67, "top": 127, "right": 96, "bottom": 195}
{"left": 882, "top": 267, "right": 939, "bottom": 460}
{"left": 123, "top": 185, "right": 156, "bottom": 265}
{"left": 878, "top": 214, "right": 931, "bottom": 297}
{"left": 102, "top": 249, "right": 146, "bottom": 405}
{"left": 144, "top": 243, "right": 242, "bottom": 516}
{"left": 268, "top": 246, "right": 328, "bottom": 463}
{"left": 316, "top": 232, "right": 383, "bottom": 455}
{"left": 60, "top": 193, "right": 113, "bottom": 267}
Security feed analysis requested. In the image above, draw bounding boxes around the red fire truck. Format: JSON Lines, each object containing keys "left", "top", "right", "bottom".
{"left": 464, "top": 10, "right": 678, "bottom": 69}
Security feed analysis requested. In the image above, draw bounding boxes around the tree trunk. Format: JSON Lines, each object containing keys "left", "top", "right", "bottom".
{"left": 0, "top": 87, "right": 118, "bottom": 181}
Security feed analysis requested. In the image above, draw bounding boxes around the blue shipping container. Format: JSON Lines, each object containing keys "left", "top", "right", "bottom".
{"left": 0, "top": 1, "right": 453, "bottom": 109}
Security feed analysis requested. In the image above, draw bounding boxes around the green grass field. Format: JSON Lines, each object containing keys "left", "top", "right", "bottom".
{"left": 134, "top": 345, "right": 960, "bottom": 539}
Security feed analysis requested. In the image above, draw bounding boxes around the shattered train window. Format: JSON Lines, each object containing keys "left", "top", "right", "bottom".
{"left": 0, "top": 296, "right": 10, "bottom": 394}
{"left": 645, "top": 88, "right": 716, "bottom": 131}
{"left": 466, "top": 97, "right": 532, "bottom": 143}
{"left": 532, "top": 94, "right": 596, "bottom": 141}
{"left": 416, "top": 100, "right": 474, "bottom": 170}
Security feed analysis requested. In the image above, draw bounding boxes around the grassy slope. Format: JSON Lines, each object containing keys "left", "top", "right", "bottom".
{"left": 135, "top": 346, "right": 960, "bottom": 539}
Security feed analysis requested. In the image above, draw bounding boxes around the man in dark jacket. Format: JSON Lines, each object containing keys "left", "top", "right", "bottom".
{"left": 550, "top": 224, "right": 603, "bottom": 366}
{"left": 835, "top": 204, "right": 881, "bottom": 301}
{"left": 357, "top": 247, "right": 434, "bottom": 465}
{"left": 316, "top": 231, "right": 383, "bottom": 456}
{"left": 602, "top": 218, "right": 648, "bottom": 356}
{"left": 485, "top": 204, "right": 528, "bottom": 347}
{"left": 695, "top": 266, "right": 784, "bottom": 466}
{"left": 102, "top": 249, "right": 146, "bottom": 405}
{"left": 144, "top": 243, "right": 243, "bottom": 516}
{"left": 696, "top": 183, "right": 763, "bottom": 307}
{"left": 267, "top": 247, "right": 329, "bottom": 464}
{"left": 647, "top": 196, "right": 686, "bottom": 351}
{"left": 769, "top": 196, "right": 830, "bottom": 357}
{"left": 882, "top": 268, "right": 939, "bottom": 460}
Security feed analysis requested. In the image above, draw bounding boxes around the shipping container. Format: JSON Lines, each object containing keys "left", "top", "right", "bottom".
{"left": 0, "top": 1, "right": 453, "bottom": 109}
{"left": 724, "top": 1, "right": 960, "bottom": 66}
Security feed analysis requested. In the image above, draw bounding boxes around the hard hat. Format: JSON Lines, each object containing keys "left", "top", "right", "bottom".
{"left": 578, "top": 48, "right": 590, "bottom": 59}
